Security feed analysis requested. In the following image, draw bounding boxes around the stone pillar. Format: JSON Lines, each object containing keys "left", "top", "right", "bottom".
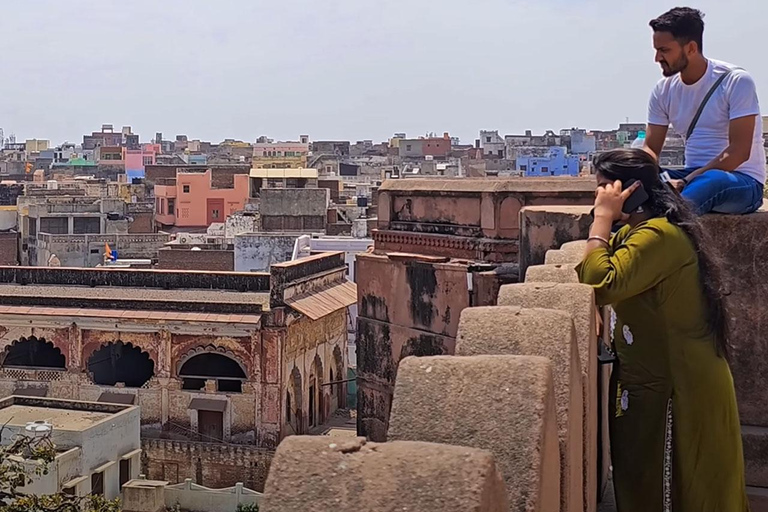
{"left": 68, "top": 323, "right": 82, "bottom": 371}
{"left": 157, "top": 331, "right": 171, "bottom": 379}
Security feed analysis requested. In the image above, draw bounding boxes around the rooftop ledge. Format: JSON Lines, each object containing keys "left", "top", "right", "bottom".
{"left": 378, "top": 177, "right": 596, "bottom": 194}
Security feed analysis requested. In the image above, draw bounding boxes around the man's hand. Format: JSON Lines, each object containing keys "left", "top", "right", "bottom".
{"left": 668, "top": 179, "right": 686, "bottom": 193}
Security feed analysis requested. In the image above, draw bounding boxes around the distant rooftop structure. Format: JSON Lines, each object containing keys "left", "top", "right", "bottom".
{"left": 0, "top": 395, "right": 140, "bottom": 499}
{"left": 249, "top": 168, "right": 318, "bottom": 179}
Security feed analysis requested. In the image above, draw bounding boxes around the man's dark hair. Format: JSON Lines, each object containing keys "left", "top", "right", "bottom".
{"left": 649, "top": 7, "right": 705, "bottom": 53}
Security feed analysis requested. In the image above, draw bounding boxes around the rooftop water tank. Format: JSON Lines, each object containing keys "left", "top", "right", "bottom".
{"left": 25, "top": 420, "right": 53, "bottom": 438}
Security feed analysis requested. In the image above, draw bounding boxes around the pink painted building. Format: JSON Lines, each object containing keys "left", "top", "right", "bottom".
{"left": 125, "top": 144, "right": 161, "bottom": 175}
{"left": 155, "top": 169, "right": 250, "bottom": 228}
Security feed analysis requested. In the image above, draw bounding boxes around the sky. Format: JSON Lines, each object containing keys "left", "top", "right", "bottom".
{"left": 1, "top": 0, "right": 766, "bottom": 146}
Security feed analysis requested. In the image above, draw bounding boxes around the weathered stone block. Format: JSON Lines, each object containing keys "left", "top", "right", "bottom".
{"left": 456, "top": 307, "right": 584, "bottom": 512}
{"left": 261, "top": 436, "right": 509, "bottom": 512}
{"left": 545, "top": 242, "right": 587, "bottom": 265}
{"left": 525, "top": 263, "right": 580, "bottom": 284}
{"left": 561, "top": 240, "right": 588, "bottom": 253}
{"left": 702, "top": 211, "right": 768, "bottom": 426}
{"left": 749, "top": 487, "right": 768, "bottom": 512}
{"left": 519, "top": 205, "right": 592, "bottom": 279}
{"left": 743, "top": 426, "right": 768, "bottom": 488}
{"left": 388, "top": 355, "right": 560, "bottom": 512}
{"left": 498, "top": 283, "right": 597, "bottom": 512}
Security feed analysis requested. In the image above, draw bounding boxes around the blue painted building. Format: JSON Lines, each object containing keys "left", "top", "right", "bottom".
{"left": 516, "top": 146, "right": 580, "bottom": 177}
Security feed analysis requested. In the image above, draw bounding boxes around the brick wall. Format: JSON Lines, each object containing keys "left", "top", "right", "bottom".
{"left": 129, "top": 212, "right": 155, "bottom": 234}
{"left": 0, "top": 232, "right": 18, "bottom": 265}
{"left": 157, "top": 248, "right": 234, "bottom": 272}
{"left": 141, "top": 439, "right": 273, "bottom": 491}
{"left": 261, "top": 215, "right": 326, "bottom": 232}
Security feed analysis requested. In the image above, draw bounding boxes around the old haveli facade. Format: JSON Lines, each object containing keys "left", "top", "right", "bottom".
{"left": 0, "top": 253, "right": 355, "bottom": 489}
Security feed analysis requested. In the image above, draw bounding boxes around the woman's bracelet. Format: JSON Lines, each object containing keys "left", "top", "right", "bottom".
{"left": 587, "top": 235, "right": 610, "bottom": 246}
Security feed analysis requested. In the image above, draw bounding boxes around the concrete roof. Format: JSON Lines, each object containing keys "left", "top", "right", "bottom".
{"left": 0, "top": 404, "right": 113, "bottom": 432}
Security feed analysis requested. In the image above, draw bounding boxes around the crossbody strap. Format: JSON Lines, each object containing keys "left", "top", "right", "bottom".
{"left": 686, "top": 70, "right": 733, "bottom": 140}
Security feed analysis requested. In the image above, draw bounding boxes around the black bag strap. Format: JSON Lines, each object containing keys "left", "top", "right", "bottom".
{"left": 686, "top": 70, "right": 733, "bottom": 140}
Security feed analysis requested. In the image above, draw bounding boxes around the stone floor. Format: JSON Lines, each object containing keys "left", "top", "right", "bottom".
{"left": 309, "top": 408, "right": 356, "bottom": 437}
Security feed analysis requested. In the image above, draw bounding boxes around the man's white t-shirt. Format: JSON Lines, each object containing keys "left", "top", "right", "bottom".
{"left": 648, "top": 59, "right": 766, "bottom": 184}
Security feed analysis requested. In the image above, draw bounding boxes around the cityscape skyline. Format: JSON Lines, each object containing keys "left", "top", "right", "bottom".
{"left": 2, "top": 0, "right": 767, "bottom": 145}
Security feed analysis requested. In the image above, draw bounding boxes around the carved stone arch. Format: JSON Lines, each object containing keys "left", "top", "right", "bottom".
{"left": 3, "top": 336, "right": 67, "bottom": 369}
{"left": 86, "top": 340, "right": 155, "bottom": 388}
{"left": 311, "top": 354, "right": 325, "bottom": 426}
{"left": 82, "top": 335, "right": 159, "bottom": 373}
{"left": 176, "top": 344, "right": 248, "bottom": 379}
{"left": 0, "top": 327, "right": 34, "bottom": 364}
{"left": 332, "top": 345, "right": 345, "bottom": 408}
{"left": 288, "top": 366, "right": 304, "bottom": 434}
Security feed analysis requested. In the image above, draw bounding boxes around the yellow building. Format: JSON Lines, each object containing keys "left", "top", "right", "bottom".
{"left": 252, "top": 142, "right": 308, "bottom": 169}
{"left": 25, "top": 139, "right": 50, "bottom": 153}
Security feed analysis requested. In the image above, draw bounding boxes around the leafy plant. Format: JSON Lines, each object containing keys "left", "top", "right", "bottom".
{"left": 0, "top": 428, "right": 120, "bottom": 512}
{"left": 236, "top": 502, "right": 259, "bottom": 512}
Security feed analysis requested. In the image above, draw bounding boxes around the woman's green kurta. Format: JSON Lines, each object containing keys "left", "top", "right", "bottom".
{"left": 578, "top": 217, "right": 748, "bottom": 512}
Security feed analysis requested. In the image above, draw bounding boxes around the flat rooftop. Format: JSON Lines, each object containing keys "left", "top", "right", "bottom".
{"left": 0, "top": 284, "right": 270, "bottom": 314}
{"left": 0, "top": 284, "right": 269, "bottom": 307}
{"left": 0, "top": 404, "right": 113, "bottom": 432}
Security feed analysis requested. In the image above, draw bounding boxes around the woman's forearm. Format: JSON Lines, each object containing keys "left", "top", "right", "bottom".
{"left": 584, "top": 214, "right": 614, "bottom": 257}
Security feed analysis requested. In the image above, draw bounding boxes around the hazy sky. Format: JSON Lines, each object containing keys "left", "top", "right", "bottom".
{"left": 1, "top": 0, "right": 766, "bottom": 145}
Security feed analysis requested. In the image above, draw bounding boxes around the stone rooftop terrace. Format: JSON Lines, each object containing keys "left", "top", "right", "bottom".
{"left": 260, "top": 180, "right": 768, "bottom": 512}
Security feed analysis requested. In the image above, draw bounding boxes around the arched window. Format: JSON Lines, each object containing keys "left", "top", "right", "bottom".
{"left": 179, "top": 353, "right": 246, "bottom": 393}
{"left": 4, "top": 337, "right": 65, "bottom": 370}
{"left": 87, "top": 342, "right": 154, "bottom": 387}
{"left": 286, "top": 391, "right": 292, "bottom": 423}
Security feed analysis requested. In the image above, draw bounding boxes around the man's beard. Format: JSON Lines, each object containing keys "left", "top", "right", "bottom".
{"left": 661, "top": 53, "right": 689, "bottom": 77}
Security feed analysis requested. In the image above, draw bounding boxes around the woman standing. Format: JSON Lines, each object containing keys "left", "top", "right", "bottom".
{"left": 578, "top": 148, "right": 749, "bottom": 511}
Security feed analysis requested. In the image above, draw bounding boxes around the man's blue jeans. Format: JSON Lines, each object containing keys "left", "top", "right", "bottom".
{"left": 664, "top": 168, "right": 764, "bottom": 215}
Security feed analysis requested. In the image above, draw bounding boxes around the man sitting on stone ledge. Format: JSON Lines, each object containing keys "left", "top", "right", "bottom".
{"left": 643, "top": 7, "right": 765, "bottom": 214}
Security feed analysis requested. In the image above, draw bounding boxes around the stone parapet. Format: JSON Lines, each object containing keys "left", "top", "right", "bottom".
{"left": 388, "top": 355, "right": 560, "bottom": 512}
{"left": 498, "top": 283, "right": 597, "bottom": 512}
{"left": 525, "top": 263, "right": 580, "bottom": 283}
{"left": 375, "top": 179, "right": 594, "bottom": 260}
{"left": 456, "top": 307, "right": 583, "bottom": 512}
{"left": 261, "top": 436, "right": 509, "bottom": 512}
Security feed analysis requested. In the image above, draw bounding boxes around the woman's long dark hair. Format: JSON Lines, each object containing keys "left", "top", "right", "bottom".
{"left": 593, "top": 148, "right": 730, "bottom": 358}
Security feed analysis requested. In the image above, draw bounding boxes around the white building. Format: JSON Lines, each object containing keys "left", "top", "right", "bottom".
{"left": 0, "top": 395, "right": 141, "bottom": 500}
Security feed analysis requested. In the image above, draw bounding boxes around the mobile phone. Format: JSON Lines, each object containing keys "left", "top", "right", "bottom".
{"left": 622, "top": 179, "right": 649, "bottom": 214}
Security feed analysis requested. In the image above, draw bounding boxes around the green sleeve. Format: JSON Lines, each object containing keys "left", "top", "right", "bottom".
{"left": 576, "top": 222, "right": 688, "bottom": 306}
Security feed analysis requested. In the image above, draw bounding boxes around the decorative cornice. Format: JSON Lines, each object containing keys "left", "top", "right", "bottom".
{"left": 373, "top": 230, "right": 518, "bottom": 253}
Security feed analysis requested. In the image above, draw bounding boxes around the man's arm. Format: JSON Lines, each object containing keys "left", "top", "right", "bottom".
{"left": 643, "top": 123, "right": 668, "bottom": 161}
{"left": 682, "top": 115, "right": 755, "bottom": 181}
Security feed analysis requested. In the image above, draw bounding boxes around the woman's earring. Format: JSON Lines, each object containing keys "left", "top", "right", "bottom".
{"left": 636, "top": 205, "right": 644, "bottom": 214}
